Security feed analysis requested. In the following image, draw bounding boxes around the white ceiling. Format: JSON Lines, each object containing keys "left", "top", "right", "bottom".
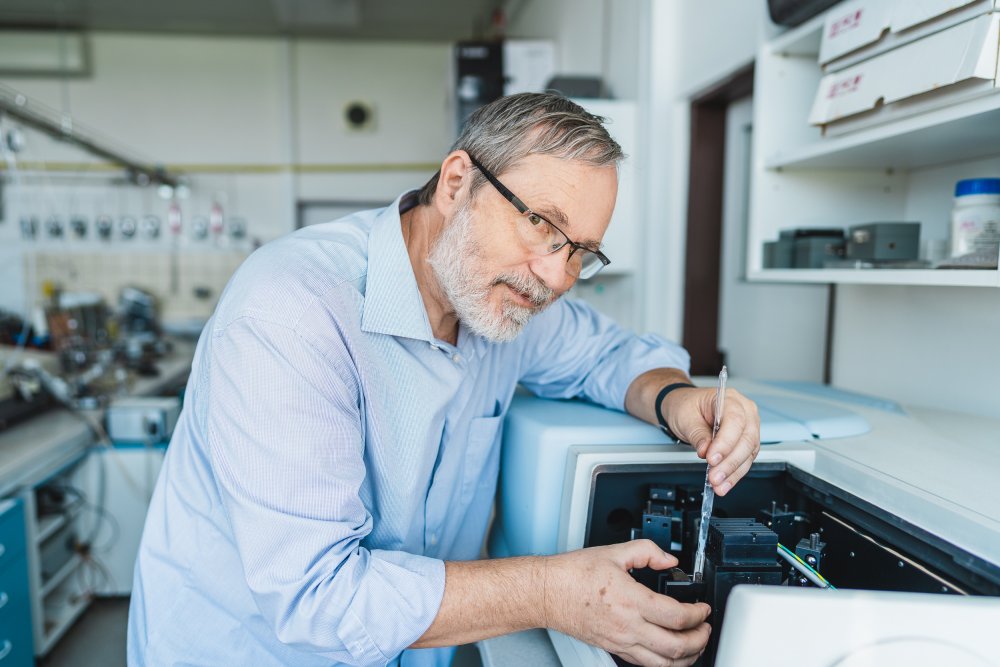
{"left": 0, "top": 0, "right": 505, "bottom": 41}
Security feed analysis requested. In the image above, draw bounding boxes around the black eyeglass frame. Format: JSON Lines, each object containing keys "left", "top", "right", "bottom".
{"left": 466, "top": 154, "right": 611, "bottom": 279}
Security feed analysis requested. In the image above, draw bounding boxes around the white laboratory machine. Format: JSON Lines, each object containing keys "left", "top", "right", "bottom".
{"left": 487, "top": 380, "right": 1000, "bottom": 667}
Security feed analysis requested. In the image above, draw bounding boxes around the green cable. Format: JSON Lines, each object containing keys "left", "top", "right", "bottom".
{"left": 777, "top": 542, "right": 838, "bottom": 590}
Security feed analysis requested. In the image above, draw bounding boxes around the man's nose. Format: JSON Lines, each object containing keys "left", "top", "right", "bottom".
{"left": 528, "top": 249, "right": 574, "bottom": 295}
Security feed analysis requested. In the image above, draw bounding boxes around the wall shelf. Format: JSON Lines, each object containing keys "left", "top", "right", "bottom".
{"left": 40, "top": 554, "right": 82, "bottom": 598}
{"left": 747, "top": 10, "right": 1000, "bottom": 288}
{"left": 35, "top": 499, "right": 84, "bottom": 544}
{"left": 764, "top": 91, "right": 1000, "bottom": 171}
{"left": 748, "top": 268, "right": 1000, "bottom": 288}
{"left": 35, "top": 515, "right": 66, "bottom": 543}
{"left": 40, "top": 592, "right": 91, "bottom": 656}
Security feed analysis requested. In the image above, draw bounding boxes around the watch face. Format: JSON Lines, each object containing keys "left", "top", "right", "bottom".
{"left": 119, "top": 216, "right": 137, "bottom": 238}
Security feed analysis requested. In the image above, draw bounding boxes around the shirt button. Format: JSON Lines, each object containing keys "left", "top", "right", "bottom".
{"left": 429, "top": 533, "right": 438, "bottom": 545}
{"left": 452, "top": 353, "right": 461, "bottom": 362}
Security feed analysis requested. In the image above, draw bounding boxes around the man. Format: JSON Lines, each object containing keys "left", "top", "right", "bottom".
{"left": 128, "top": 93, "right": 760, "bottom": 667}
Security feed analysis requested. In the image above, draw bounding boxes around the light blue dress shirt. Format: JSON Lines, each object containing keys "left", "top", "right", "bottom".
{"left": 128, "top": 191, "right": 689, "bottom": 667}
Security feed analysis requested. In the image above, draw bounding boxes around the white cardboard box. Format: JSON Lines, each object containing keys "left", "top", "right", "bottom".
{"left": 810, "top": 12, "right": 1000, "bottom": 135}
{"left": 821, "top": 0, "right": 999, "bottom": 71}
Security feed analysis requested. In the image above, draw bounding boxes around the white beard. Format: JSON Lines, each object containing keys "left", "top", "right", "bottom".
{"left": 428, "top": 197, "right": 556, "bottom": 343}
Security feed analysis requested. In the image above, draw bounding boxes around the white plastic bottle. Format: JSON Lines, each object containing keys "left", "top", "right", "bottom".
{"left": 950, "top": 178, "right": 1000, "bottom": 259}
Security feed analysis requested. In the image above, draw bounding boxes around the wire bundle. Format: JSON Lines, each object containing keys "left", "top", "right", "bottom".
{"left": 777, "top": 542, "right": 837, "bottom": 590}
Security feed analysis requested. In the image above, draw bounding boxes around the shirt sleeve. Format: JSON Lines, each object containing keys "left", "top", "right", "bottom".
{"left": 205, "top": 315, "right": 444, "bottom": 666}
{"left": 517, "top": 297, "right": 691, "bottom": 411}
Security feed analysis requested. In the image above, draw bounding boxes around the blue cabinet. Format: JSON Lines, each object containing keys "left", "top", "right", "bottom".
{"left": 0, "top": 499, "right": 34, "bottom": 667}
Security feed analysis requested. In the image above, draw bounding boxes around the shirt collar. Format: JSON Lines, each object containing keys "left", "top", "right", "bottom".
{"left": 361, "top": 190, "right": 436, "bottom": 342}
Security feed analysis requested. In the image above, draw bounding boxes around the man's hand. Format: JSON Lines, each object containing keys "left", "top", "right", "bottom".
{"left": 624, "top": 368, "right": 761, "bottom": 497}
{"left": 662, "top": 386, "right": 760, "bottom": 496}
{"left": 544, "top": 540, "right": 711, "bottom": 666}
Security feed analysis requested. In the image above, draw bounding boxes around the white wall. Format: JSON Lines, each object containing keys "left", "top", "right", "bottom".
{"left": 718, "top": 98, "right": 829, "bottom": 381}
{"left": 833, "top": 287, "right": 1000, "bottom": 416}
{"left": 292, "top": 39, "right": 452, "bottom": 200}
{"left": 1, "top": 33, "right": 450, "bottom": 320}
{"left": 643, "top": 0, "right": 768, "bottom": 343}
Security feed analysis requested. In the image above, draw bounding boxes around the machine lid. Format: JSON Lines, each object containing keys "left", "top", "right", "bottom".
{"left": 751, "top": 393, "right": 871, "bottom": 441}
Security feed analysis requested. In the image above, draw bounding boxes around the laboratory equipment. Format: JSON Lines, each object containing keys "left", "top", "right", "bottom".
{"left": 119, "top": 216, "right": 137, "bottom": 239}
{"left": 715, "top": 586, "right": 1000, "bottom": 667}
{"left": 44, "top": 217, "right": 63, "bottom": 239}
{"left": 96, "top": 215, "right": 113, "bottom": 241}
{"left": 846, "top": 222, "right": 920, "bottom": 261}
{"left": 105, "top": 396, "right": 180, "bottom": 443}
{"left": 489, "top": 380, "right": 1000, "bottom": 667}
{"left": 141, "top": 215, "right": 161, "bottom": 239}
{"left": 763, "top": 228, "right": 846, "bottom": 269}
{"left": 0, "top": 349, "right": 60, "bottom": 430}
{"left": 69, "top": 216, "right": 87, "bottom": 239}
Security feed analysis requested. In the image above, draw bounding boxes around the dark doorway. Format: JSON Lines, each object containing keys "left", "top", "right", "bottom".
{"left": 682, "top": 63, "right": 754, "bottom": 376}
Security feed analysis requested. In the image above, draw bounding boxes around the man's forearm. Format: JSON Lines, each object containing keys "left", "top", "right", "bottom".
{"left": 624, "top": 367, "right": 696, "bottom": 426}
{"left": 412, "top": 556, "right": 546, "bottom": 648}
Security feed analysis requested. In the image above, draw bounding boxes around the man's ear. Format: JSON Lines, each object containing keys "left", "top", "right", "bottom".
{"left": 432, "top": 150, "right": 474, "bottom": 216}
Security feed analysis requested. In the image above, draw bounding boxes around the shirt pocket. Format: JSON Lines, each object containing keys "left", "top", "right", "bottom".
{"left": 459, "top": 413, "right": 504, "bottom": 506}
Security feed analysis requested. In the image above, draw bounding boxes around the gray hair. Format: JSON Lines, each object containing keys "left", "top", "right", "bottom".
{"left": 417, "top": 92, "right": 624, "bottom": 206}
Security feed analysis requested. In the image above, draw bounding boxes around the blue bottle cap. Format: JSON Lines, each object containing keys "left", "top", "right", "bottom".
{"left": 955, "top": 178, "right": 1000, "bottom": 197}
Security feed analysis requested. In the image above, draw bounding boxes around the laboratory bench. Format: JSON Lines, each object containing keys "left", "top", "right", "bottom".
{"left": 0, "top": 339, "right": 194, "bottom": 664}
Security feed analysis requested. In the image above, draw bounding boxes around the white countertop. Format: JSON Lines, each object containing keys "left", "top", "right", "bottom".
{"left": 0, "top": 409, "right": 93, "bottom": 496}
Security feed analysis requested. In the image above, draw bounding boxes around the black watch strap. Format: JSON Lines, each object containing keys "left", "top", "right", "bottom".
{"left": 655, "top": 382, "right": 695, "bottom": 441}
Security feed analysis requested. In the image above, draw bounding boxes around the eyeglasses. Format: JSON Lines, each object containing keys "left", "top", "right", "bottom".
{"left": 467, "top": 155, "right": 611, "bottom": 279}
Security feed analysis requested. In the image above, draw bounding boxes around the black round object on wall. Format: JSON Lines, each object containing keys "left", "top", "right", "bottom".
{"left": 344, "top": 101, "right": 374, "bottom": 131}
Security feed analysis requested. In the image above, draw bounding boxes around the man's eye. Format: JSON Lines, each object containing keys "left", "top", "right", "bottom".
{"left": 527, "top": 213, "right": 543, "bottom": 226}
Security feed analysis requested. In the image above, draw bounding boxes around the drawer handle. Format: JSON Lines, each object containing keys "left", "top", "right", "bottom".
{"left": 0, "top": 592, "right": 7, "bottom": 610}
{"left": 0, "top": 640, "right": 11, "bottom": 661}
{"left": 0, "top": 544, "right": 5, "bottom": 558}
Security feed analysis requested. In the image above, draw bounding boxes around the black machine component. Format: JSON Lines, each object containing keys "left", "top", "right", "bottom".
{"left": 767, "top": 0, "right": 842, "bottom": 27}
{"left": 629, "top": 487, "right": 682, "bottom": 592}
{"left": 454, "top": 41, "right": 504, "bottom": 130}
{"left": 633, "top": 486, "right": 682, "bottom": 551}
{"left": 792, "top": 532, "right": 827, "bottom": 587}
{"left": 701, "top": 519, "right": 782, "bottom": 664}
{"left": 0, "top": 367, "right": 57, "bottom": 430}
{"left": 587, "top": 462, "right": 1000, "bottom": 667}
{"left": 629, "top": 483, "right": 707, "bottom": 590}
{"left": 658, "top": 567, "right": 704, "bottom": 606}
{"left": 757, "top": 500, "right": 810, "bottom": 547}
